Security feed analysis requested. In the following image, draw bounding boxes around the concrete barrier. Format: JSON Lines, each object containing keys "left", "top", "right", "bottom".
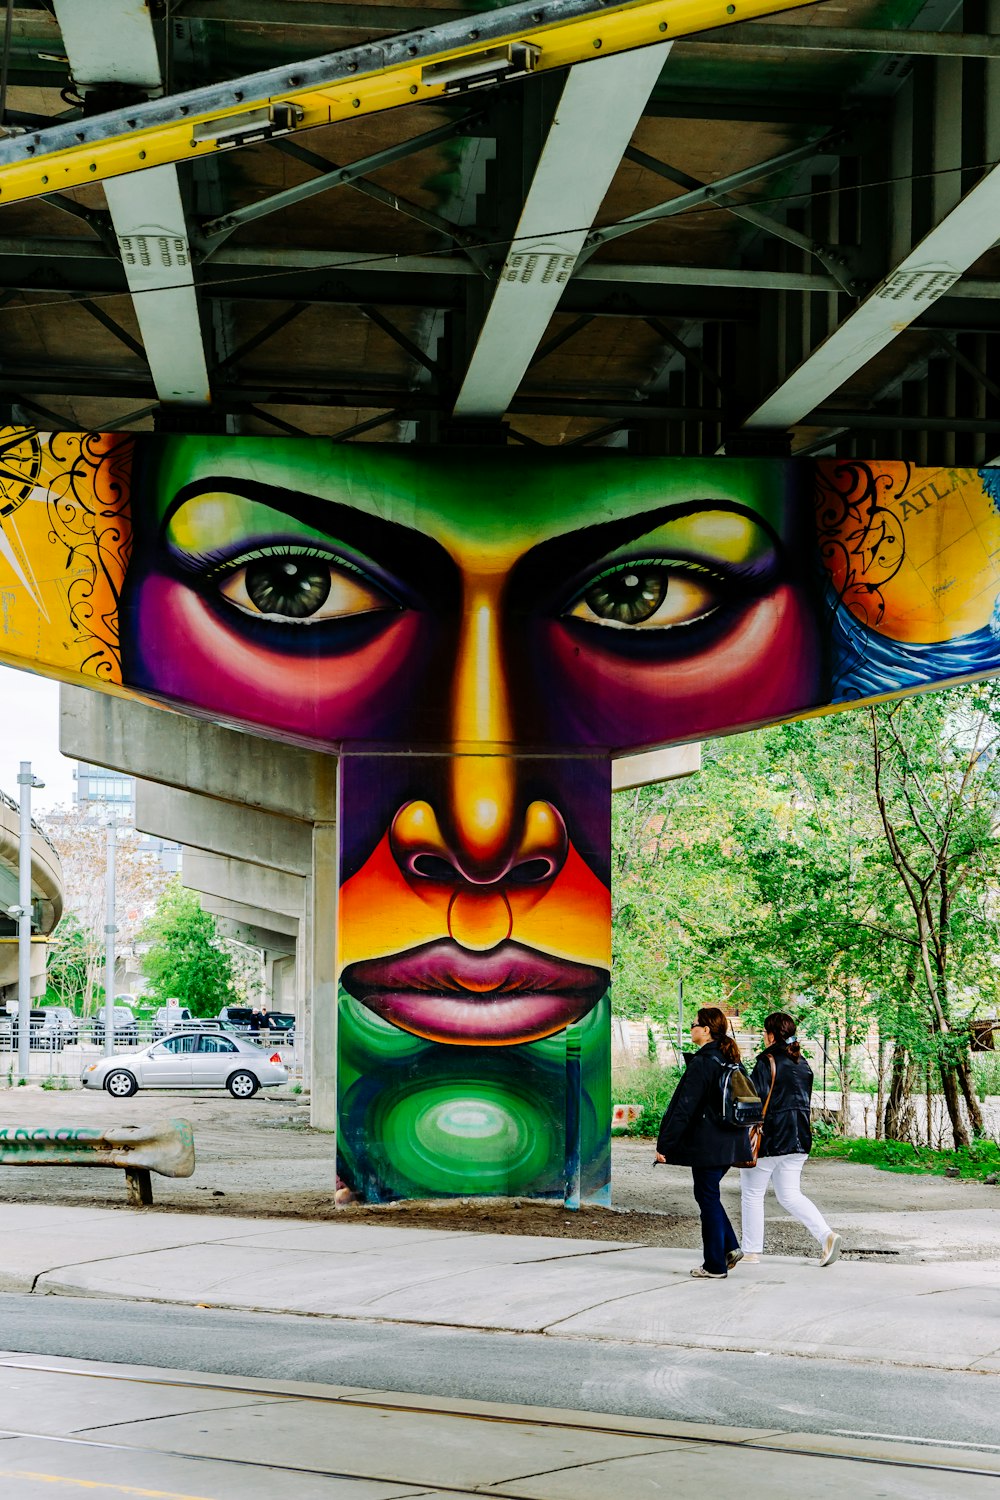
{"left": 0, "top": 1119, "right": 195, "bottom": 1205}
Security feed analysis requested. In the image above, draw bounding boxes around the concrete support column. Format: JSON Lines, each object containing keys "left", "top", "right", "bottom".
{"left": 270, "top": 954, "right": 294, "bottom": 1009}
{"left": 310, "top": 820, "right": 339, "bottom": 1134}
{"left": 334, "top": 751, "right": 612, "bottom": 1203}
{"left": 295, "top": 906, "right": 311, "bottom": 1090}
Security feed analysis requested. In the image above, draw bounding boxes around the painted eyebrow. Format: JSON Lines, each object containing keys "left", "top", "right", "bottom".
{"left": 160, "top": 477, "right": 461, "bottom": 609}
{"left": 505, "top": 499, "right": 784, "bottom": 611}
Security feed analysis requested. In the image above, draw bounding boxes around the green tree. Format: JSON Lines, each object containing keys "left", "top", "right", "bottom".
{"left": 611, "top": 684, "right": 1000, "bottom": 1149}
{"left": 45, "top": 912, "right": 91, "bottom": 1010}
{"left": 140, "top": 882, "right": 234, "bottom": 1016}
{"left": 867, "top": 689, "right": 999, "bottom": 1146}
{"left": 44, "top": 806, "right": 171, "bottom": 1014}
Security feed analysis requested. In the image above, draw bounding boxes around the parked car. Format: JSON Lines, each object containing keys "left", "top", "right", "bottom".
{"left": 81, "top": 1030, "right": 288, "bottom": 1098}
{"left": 91, "top": 1005, "right": 138, "bottom": 1045}
{"left": 0, "top": 1008, "right": 65, "bottom": 1051}
{"left": 267, "top": 1012, "right": 296, "bottom": 1039}
{"left": 152, "top": 1005, "right": 193, "bottom": 1038}
{"left": 218, "top": 1005, "right": 254, "bottom": 1031}
{"left": 38, "top": 1005, "right": 79, "bottom": 1043}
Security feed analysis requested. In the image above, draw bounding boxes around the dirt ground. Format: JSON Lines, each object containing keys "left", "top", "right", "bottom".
{"left": 1, "top": 1085, "right": 997, "bottom": 1262}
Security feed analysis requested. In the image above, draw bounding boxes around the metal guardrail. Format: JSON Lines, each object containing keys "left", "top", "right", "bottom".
{"left": 0, "top": 1019, "right": 298, "bottom": 1053}
{"left": 0, "top": 1118, "right": 195, "bottom": 1205}
{"left": 0, "top": 1022, "right": 303, "bottom": 1089}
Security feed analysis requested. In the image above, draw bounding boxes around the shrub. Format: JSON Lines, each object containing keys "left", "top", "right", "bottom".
{"left": 612, "top": 1060, "right": 681, "bottom": 1135}
{"left": 971, "top": 1051, "right": 1000, "bottom": 1100}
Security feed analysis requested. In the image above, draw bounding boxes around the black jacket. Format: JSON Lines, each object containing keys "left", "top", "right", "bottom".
{"left": 750, "top": 1046, "right": 814, "bottom": 1156}
{"left": 656, "top": 1041, "right": 752, "bottom": 1168}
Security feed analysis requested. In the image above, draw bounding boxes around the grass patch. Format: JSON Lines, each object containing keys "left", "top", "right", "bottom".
{"left": 813, "top": 1134, "right": 1000, "bottom": 1180}
{"left": 612, "top": 1061, "right": 681, "bottom": 1136}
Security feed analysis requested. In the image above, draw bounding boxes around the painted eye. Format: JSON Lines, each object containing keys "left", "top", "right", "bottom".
{"left": 218, "top": 553, "right": 392, "bottom": 622}
{"left": 567, "top": 564, "right": 719, "bottom": 630}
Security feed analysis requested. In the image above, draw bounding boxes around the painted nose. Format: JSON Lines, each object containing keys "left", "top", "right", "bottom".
{"left": 391, "top": 795, "right": 568, "bottom": 887}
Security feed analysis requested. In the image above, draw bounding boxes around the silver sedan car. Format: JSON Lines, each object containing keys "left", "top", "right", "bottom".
{"left": 81, "top": 1031, "right": 289, "bottom": 1099}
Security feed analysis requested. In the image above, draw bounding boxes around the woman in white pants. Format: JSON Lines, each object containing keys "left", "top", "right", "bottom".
{"left": 740, "top": 1012, "right": 841, "bottom": 1266}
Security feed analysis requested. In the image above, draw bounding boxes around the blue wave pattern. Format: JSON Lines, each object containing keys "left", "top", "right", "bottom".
{"left": 830, "top": 596, "right": 1000, "bottom": 703}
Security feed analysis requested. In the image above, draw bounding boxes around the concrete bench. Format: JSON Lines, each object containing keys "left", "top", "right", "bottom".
{"left": 0, "top": 1119, "right": 195, "bottom": 1206}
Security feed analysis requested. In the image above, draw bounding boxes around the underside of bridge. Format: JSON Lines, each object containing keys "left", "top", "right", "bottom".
{"left": 0, "top": 0, "right": 997, "bottom": 459}
{"left": 5, "top": 0, "right": 1000, "bottom": 1203}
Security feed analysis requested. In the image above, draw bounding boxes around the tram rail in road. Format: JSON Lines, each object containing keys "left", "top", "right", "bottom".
{"left": 0, "top": 1352, "right": 998, "bottom": 1497}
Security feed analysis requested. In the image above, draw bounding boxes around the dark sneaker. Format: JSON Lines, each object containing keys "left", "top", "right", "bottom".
{"left": 726, "top": 1248, "right": 744, "bottom": 1270}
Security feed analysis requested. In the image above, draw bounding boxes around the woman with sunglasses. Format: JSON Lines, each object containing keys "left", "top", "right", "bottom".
{"left": 655, "top": 1007, "right": 751, "bottom": 1279}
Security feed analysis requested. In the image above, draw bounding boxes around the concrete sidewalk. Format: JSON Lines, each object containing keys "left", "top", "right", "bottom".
{"left": 4, "top": 1203, "right": 1000, "bottom": 1374}
{"left": 1, "top": 1352, "right": 998, "bottom": 1498}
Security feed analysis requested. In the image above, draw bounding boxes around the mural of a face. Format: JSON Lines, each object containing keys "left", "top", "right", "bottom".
{"left": 120, "top": 443, "right": 821, "bottom": 1055}
{"left": 9, "top": 434, "right": 998, "bottom": 1201}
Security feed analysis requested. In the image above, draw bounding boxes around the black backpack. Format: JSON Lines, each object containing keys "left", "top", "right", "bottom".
{"left": 716, "top": 1059, "right": 764, "bottom": 1130}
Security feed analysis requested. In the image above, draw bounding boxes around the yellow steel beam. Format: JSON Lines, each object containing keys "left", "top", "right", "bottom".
{"left": 0, "top": 0, "right": 820, "bottom": 206}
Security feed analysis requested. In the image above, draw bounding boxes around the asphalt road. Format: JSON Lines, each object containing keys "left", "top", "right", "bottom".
{"left": 2, "top": 1293, "right": 997, "bottom": 1455}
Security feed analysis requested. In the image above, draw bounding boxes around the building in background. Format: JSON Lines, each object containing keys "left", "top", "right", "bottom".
{"left": 73, "top": 762, "right": 181, "bottom": 875}
{"left": 74, "top": 762, "right": 136, "bottom": 820}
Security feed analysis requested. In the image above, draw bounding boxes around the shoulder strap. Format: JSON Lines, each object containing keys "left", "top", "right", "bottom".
{"left": 760, "top": 1055, "right": 777, "bottom": 1119}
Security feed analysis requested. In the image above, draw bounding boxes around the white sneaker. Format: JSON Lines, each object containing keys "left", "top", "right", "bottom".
{"left": 741, "top": 1252, "right": 762, "bottom": 1263}
{"left": 820, "top": 1232, "right": 842, "bottom": 1267}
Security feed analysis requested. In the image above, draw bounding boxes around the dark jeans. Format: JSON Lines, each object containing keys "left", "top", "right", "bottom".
{"left": 690, "top": 1166, "right": 739, "bottom": 1275}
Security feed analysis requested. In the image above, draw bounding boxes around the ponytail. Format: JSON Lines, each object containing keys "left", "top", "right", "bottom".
{"left": 697, "top": 1006, "right": 741, "bottom": 1065}
{"left": 763, "top": 1010, "right": 801, "bottom": 1063}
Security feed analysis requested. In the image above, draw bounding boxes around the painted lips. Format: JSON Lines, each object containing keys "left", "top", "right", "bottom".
{"left": 342, "top": 939, "right": 609, "bottom": 1044}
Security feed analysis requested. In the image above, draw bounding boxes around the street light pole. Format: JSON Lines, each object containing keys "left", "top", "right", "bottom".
{"left": 16, "top": 760, "right": 43, "bottom": 1083}
{"left": 16, "top": 762, "right": 32, "bottom": 1081}
{"left": 103, "top": 819, "right": 117, "bottom": 1058}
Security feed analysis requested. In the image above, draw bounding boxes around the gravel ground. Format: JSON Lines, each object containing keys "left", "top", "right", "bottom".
{"left": 0, "top": 1084, "right": 997, "bottom": 1262}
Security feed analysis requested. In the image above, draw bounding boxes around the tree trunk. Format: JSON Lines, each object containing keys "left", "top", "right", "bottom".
{"left": 937, "top": 1060, "right": 969, "bottom": 1148}
{"left": 837, "top": 1026, "right": 852, "bottom": 1136}
{"left": 956, "top": 1056, "right": 985, "bottom": 1137}
{"left": 885, "top": 1044, "right": 917, "bottom": 1140}
{"left": 875, "top": 1030, "right": 887, "bottom": 1141}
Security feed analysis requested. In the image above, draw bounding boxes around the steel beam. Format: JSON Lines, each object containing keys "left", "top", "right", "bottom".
{"left": 742, "top": 161, "right": 1000, "bottom": 431}
{"left": 453, "top": 44, "right": 671, "bottom": 416}
{"left": 53, "top": 0, "right": 162, "bottom": 94}
{"left": 173, "top": 1, "right": 469, "bottom": 26}
{"left": 621, "top": 145, "right": 854, "bottom": 289}
{"left": 52, "top": 1, "right": 211, "bottom": 405}
{"left": 585, "top": 133, "right": 838, "bottom": 252}
{"left": 199, "top": 116, "right": 478, "bottom": 245}
{"left": 692, "top": 24, "right": 1000, "bottom": 56}
{"left": 0, "top": 0, "right": 822, "bottom": 204}
{"left": 153, "top": 4, "right": 1000, "bottom": 56}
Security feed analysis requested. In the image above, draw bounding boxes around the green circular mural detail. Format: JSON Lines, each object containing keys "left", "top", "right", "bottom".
{"left": 339, "top": 991, "right": 428, "bottom": 1069}
{"left": 367, "top": 1073, "right": 560, "bottom": 1198}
